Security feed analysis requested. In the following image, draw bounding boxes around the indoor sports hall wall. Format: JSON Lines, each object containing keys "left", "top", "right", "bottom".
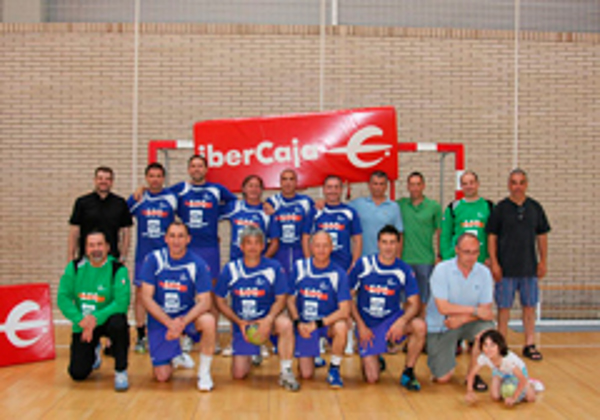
{"left": 0, "top": 23, "right": 598, "bottom": 320}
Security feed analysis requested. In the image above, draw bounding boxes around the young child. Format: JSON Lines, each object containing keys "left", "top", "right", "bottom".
{"left": 466, "top": 330, "right": 537, "bottom": 406}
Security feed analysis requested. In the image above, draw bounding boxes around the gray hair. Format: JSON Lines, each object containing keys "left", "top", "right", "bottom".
{"left": 239, "top": 225, "right": 265, "bottom": 244}
{"left": 509, "top": 168, "right": 528, "bottom": 180}
{"left": 455, "top": 232, "right": 479, "bottom": 249}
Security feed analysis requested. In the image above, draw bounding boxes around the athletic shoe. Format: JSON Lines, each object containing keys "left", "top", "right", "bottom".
{"left": 251, "top": 354, "right": 263, "bottom": 366}
{"left": 221, "top": 345, "right": 233, "bottom": 357}
{"left": 92, "top": 343, "right": 102, "bottom": 370}
{"left": 197, "top": 373, "right": 214, "bottom": 392}
{"left": 181, "top": 336, "right": 193, "bottom": 353}
{"left": 214, "top": 342, "right": 222, "bottom": 355}
{"left": 172, "top": 353, "right": 195, "bottom": 369}
{"left": 400, "top": 372, "right": 421, "bottom": 391}
{"left": 327, "top": 367, "right": 343, "bottom": 388}
{"left": 529, "top": 378, "right": 545, "bottom": 392}
{"left": 260, "top": 345, "right": 270, "bottom": 358}
{"left": 314, "top": 356, "right": 327, "bottom": 368}
{"left": 279, "top": 371, "right": 300, "bottom": 392}
{"left": 134, "top": 338, "right": 147, "bottom": 354}
{"left": 114, "top": 370, "right": 129, "bottom": 392}
{"left": 378, "top": 355, "right": 387, "bottom": 372}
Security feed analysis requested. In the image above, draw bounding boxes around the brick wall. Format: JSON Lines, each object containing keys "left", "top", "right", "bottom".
{"left": 0, "top": 23, "right": 598, "bottom": 319}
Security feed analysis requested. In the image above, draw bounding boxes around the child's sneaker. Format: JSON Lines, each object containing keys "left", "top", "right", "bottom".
{"left": 327, "top": 367, "right": 343, "bottom": 388}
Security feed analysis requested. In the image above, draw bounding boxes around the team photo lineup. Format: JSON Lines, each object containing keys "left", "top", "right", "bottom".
{"left": 59, "top": 153, "right": 549, "bottom": 406}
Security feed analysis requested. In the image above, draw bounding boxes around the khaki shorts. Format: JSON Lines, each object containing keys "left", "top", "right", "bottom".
{"left": 427, "top": 320, "right": 495, "bottom": 379}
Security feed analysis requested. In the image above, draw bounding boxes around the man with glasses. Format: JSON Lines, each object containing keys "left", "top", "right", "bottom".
{"left": 426, "top": 233, "right": 494, "bottom": 392}
{"left": 487, "top": 169, "right": 550, "bottom": 362}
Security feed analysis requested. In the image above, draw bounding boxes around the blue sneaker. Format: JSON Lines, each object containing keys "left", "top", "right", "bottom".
{"left": 114, "top": 370, "right": 129, "bottom": 392}
{"left": 327, "top": 367, "right": 343, "bottom": 389}
{"left": 314, "top": 356, "right": 327, "bottom": 368}
{"left": 92, "top": 343, "right": 102, "bottom": 370}
{"left": 400, "top": 372, "right": 421, "bottom": 391}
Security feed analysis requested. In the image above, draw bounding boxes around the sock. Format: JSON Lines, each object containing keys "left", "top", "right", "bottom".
{"left": 330, "top": 355, "right": 342, "bottom": 368}
{"left": 403, "top": 366, "right": 414, "bottom": 378}
{"left": 280, "top": 359, "right": 293, "bottom": 374}
{"left": 198, "top": 353, "right": 213, "bottom": 377}
{"left": 137, "top": 325, "right": 146, "bottom": 340}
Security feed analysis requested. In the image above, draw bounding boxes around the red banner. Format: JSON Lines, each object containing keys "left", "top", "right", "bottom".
{"left": 193, "top": 107, "right": 398, "bottom": 191}
{"left": 0, "top": 283, "right": 55, "bottom": 367}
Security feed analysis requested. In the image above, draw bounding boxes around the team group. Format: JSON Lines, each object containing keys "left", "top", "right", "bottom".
{"left": 57, "top": 154, "right": 550, "bottom": 404}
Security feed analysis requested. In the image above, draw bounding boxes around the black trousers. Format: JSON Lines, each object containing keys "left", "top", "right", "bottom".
{"left": 68, "top": 313, "right": 130, "bottom": 381}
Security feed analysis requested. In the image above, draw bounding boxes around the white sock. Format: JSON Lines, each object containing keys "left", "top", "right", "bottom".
{"left": 198, "top": 353, "right": 213, "bottom": 377}
{"left": 280, "top": 359, "right": 293, "bottom": 374}
{"left": 346, "top": 330, "right": 354, "bottom": 346}
{"left": 330, "top": 355, "right": 342, "bottom": 367}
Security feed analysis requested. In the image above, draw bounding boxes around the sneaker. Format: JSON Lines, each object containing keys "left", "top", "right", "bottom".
{"left": 214, "top": 342, "right": 222, "bottom": 355}
{"left": 378, "top": 355, "right": 387, "bottom": 372}
{"left": 197, "top": 373, "right": 214, "bottom": 392}
{"left": 92, "top": 343, "right": 102, "bottom": 370}
{"left": 181, "top": 336, "right": 193, "bottom": 353}
{"left": 279, "top": 371, "right": 300, "bottom": 392}
{"left": 134, "top": 338, "right": 147, "bottom": 354}
{"left": 327, "top": 367, "right": 343, "bottom": 388}
{"left": 529, "top": 378, "right": 545, "bottom": 392}
{"left": 221, "top": 345, "right": 233, "bottom": 357}
{"left": 114, "top": 370, "right": 129, "bottom": 392}
{"left": 260, "top": 345, "right": 270, "bottom": 358}
{"left": 251, "top": 354, "right": 263, "bottom": 366}
{"left": 314, "top": 356, "right": 327, "bottom": 368}
{"left": 172, "top": 353, "right": 195, "bottom": 369}
{"left": 400, "top": 372, "right": 421, "bottom": 391}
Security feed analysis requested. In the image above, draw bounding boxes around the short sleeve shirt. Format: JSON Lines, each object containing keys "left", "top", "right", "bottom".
{"left": 477, "top": 351, "right": 526, "bottom": 376}
{"left": 349, "top": 197, "right": 403, "bottom": 256}
{"left": 398, "top": 196, "right": 442, "bottom": 265}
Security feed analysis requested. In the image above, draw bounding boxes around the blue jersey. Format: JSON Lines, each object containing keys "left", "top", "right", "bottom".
{"left": 290, "top": 258, "right": 351, "bottom": 322}
{"left": 309, "top": 203, "right": 362, "bottom": 271}
{"left": 349, "top": 255, "right": 419, "bottom": 328}
{"left": 220, "top": 200, "right": 274, "bottom": 260}
{"left": 214, "top": 257, "right": 288, "bottom": 323}
{"left": 139, "top": 248, "right": 212, "bottom": 329}
{"left": 170, "top": 181, "right": 237, "bottom": 248}
{"left": 127, "top": 190, "right": 177, "bottom": 264}
{"left": 268, "top": 193, "right": 315, "bottom": 250}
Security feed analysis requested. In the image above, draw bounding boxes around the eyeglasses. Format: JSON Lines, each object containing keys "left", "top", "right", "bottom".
{"left": 517, "top": 206, "right": 525, "bottom": 221}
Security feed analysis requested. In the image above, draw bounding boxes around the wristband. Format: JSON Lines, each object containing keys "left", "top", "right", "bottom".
{"left": 316, "top": 319, "right": 324, "bottom": 329}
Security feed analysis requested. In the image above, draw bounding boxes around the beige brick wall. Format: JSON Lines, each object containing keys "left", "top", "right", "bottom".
{"left": 0, "top": 23, "right": 598, "bottom": 319}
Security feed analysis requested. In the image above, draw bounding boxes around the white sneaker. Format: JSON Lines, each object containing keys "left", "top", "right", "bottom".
{"left": 181, "top": 336, "right": 193, "bottom": 353}
{"left": 251, "top": 354, "right": 263, "bottom": 366}
{"left": 221, "top": 345, "right": 233, "bottom": 357}
{"left": 529, "top": 378, "right": 545, "bottom": 392}
{"left": 279, "top": 370, "right": 300, "bottom": 392}
{"left": 172, "top": 353, "right": 195, "bottom": 369}
{"left": 260, "top": 345, "right": 270, "bottom": 358}
{"left": 197, "top": 373, "right": 214, "bottom": 392}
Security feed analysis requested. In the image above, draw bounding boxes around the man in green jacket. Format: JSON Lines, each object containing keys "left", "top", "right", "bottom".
{"left": 57, "top": 229, "right": 131, "bottom": 391}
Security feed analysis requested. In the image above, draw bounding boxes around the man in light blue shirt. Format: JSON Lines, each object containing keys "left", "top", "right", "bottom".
{"left": 350, "top": 171, "right": 403, "bottom": 257}
{"left": 426, "top": 233, "right": 494, "bottom": 392}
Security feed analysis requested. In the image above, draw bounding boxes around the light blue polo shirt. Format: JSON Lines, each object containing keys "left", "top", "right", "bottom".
{"left": 349, "top": 197, "right": 403, "bottom": 256}
{"left": 426, "top": 258, "right": 493, "bottom": 333}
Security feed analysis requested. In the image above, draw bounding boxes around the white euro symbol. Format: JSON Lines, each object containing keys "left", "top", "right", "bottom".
{"left": 0, "top": 300, "right": 49, "bottom": 348}
{"left": 326, "top": 125, "right": 392, "bottom": 169}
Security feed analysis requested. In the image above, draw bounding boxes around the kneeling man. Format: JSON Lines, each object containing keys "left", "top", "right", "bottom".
{"left": 140, "top": 221, "right": 216, "bottom": 391}
{"left": 350, "top": 225, "right": 426, "bottom": 390}
{"left": 214, "top": 226, "right": 300, "bottom": 391}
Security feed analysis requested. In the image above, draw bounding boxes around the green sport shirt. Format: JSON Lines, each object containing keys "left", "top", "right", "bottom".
{"left": 440, "top": 197, "right": 493, "bottom": 263}
{"left": 57, "top": 256, "right": 130, "bottom": 333}
{"left": 397, "top": 196, "right": 442, "bottom": 265}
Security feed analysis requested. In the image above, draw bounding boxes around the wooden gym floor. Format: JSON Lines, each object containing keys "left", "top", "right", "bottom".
{"left": 1, "top": 326, "right": 599, "bottom": 420}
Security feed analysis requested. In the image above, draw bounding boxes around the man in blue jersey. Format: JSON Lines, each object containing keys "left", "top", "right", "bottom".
{"left": 214, "top": 226, "right": 300, "bottom": 391}
{"left": 349, "top": 225, "right": 426, "bottom": 390}
{"left": 303, "top": 175, "right": 362, "bottom": 272}
{"left": 128, "top": 162, "right": 177, "bottom": 353}
{"left": 220, "top": 175, "right": 279, "bottom": 261}
{"left": 288, "top": 231, "right": 351, "bottom": 388}
{"left": 266, "top": 169, "right": 315, "bottom": 274}
{"left": 139, "top": 221, "right": 216, "bottom": 391}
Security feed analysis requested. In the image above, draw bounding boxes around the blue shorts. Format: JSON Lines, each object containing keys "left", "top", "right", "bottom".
{"left": 357, "top": 312, "right": 406, "bottom": 358}
{"left": 134, "top": 261, "right": 144, "bottom": 287}
{"left": 294, "top": 326, "right": 331, "bottom": 358}
{"left": 409, "top": 264, "right": 433, "bottom": 304}
{"left": 232, "top": 328, "right": 261, "bottom": 356}
{"left": 148, "top": 322, "right": 201, "bottom": 367}
{"left": 190, "top": 246, "right": 220, "bottom": 280}
{"left": 274, "top": 247, "right": 304, "bottom": 274}
{"left": 495, "top": 277, "right": 539, "bottom": 308}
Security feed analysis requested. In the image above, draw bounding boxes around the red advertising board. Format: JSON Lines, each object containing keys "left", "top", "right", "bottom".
{"left": 193, "top": 107, "right": 398, "bottom": 191}
{"left": 0, "top": 283, "right": 55, "bottom": 367}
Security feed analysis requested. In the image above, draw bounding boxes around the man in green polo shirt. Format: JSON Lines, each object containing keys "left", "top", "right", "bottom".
{"left": 397, "top": 172, "right": 442, "bottom": 317}
{"left": 57, "top": 229, "right": 131, "bottom": 391}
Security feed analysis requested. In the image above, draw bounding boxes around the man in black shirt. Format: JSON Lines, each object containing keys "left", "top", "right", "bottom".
{"left": 68, "top": 166, "right": 133, "bottom": 263}
{"left": 487, "top": 169, "right": 550, "bottom": 361}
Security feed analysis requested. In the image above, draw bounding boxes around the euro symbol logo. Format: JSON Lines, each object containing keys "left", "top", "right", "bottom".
{"left": 326, "top": 126, "right": 392, "bottom": 169}
{"left": 0, "top": 300, "right": 49, "bottom": 348}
